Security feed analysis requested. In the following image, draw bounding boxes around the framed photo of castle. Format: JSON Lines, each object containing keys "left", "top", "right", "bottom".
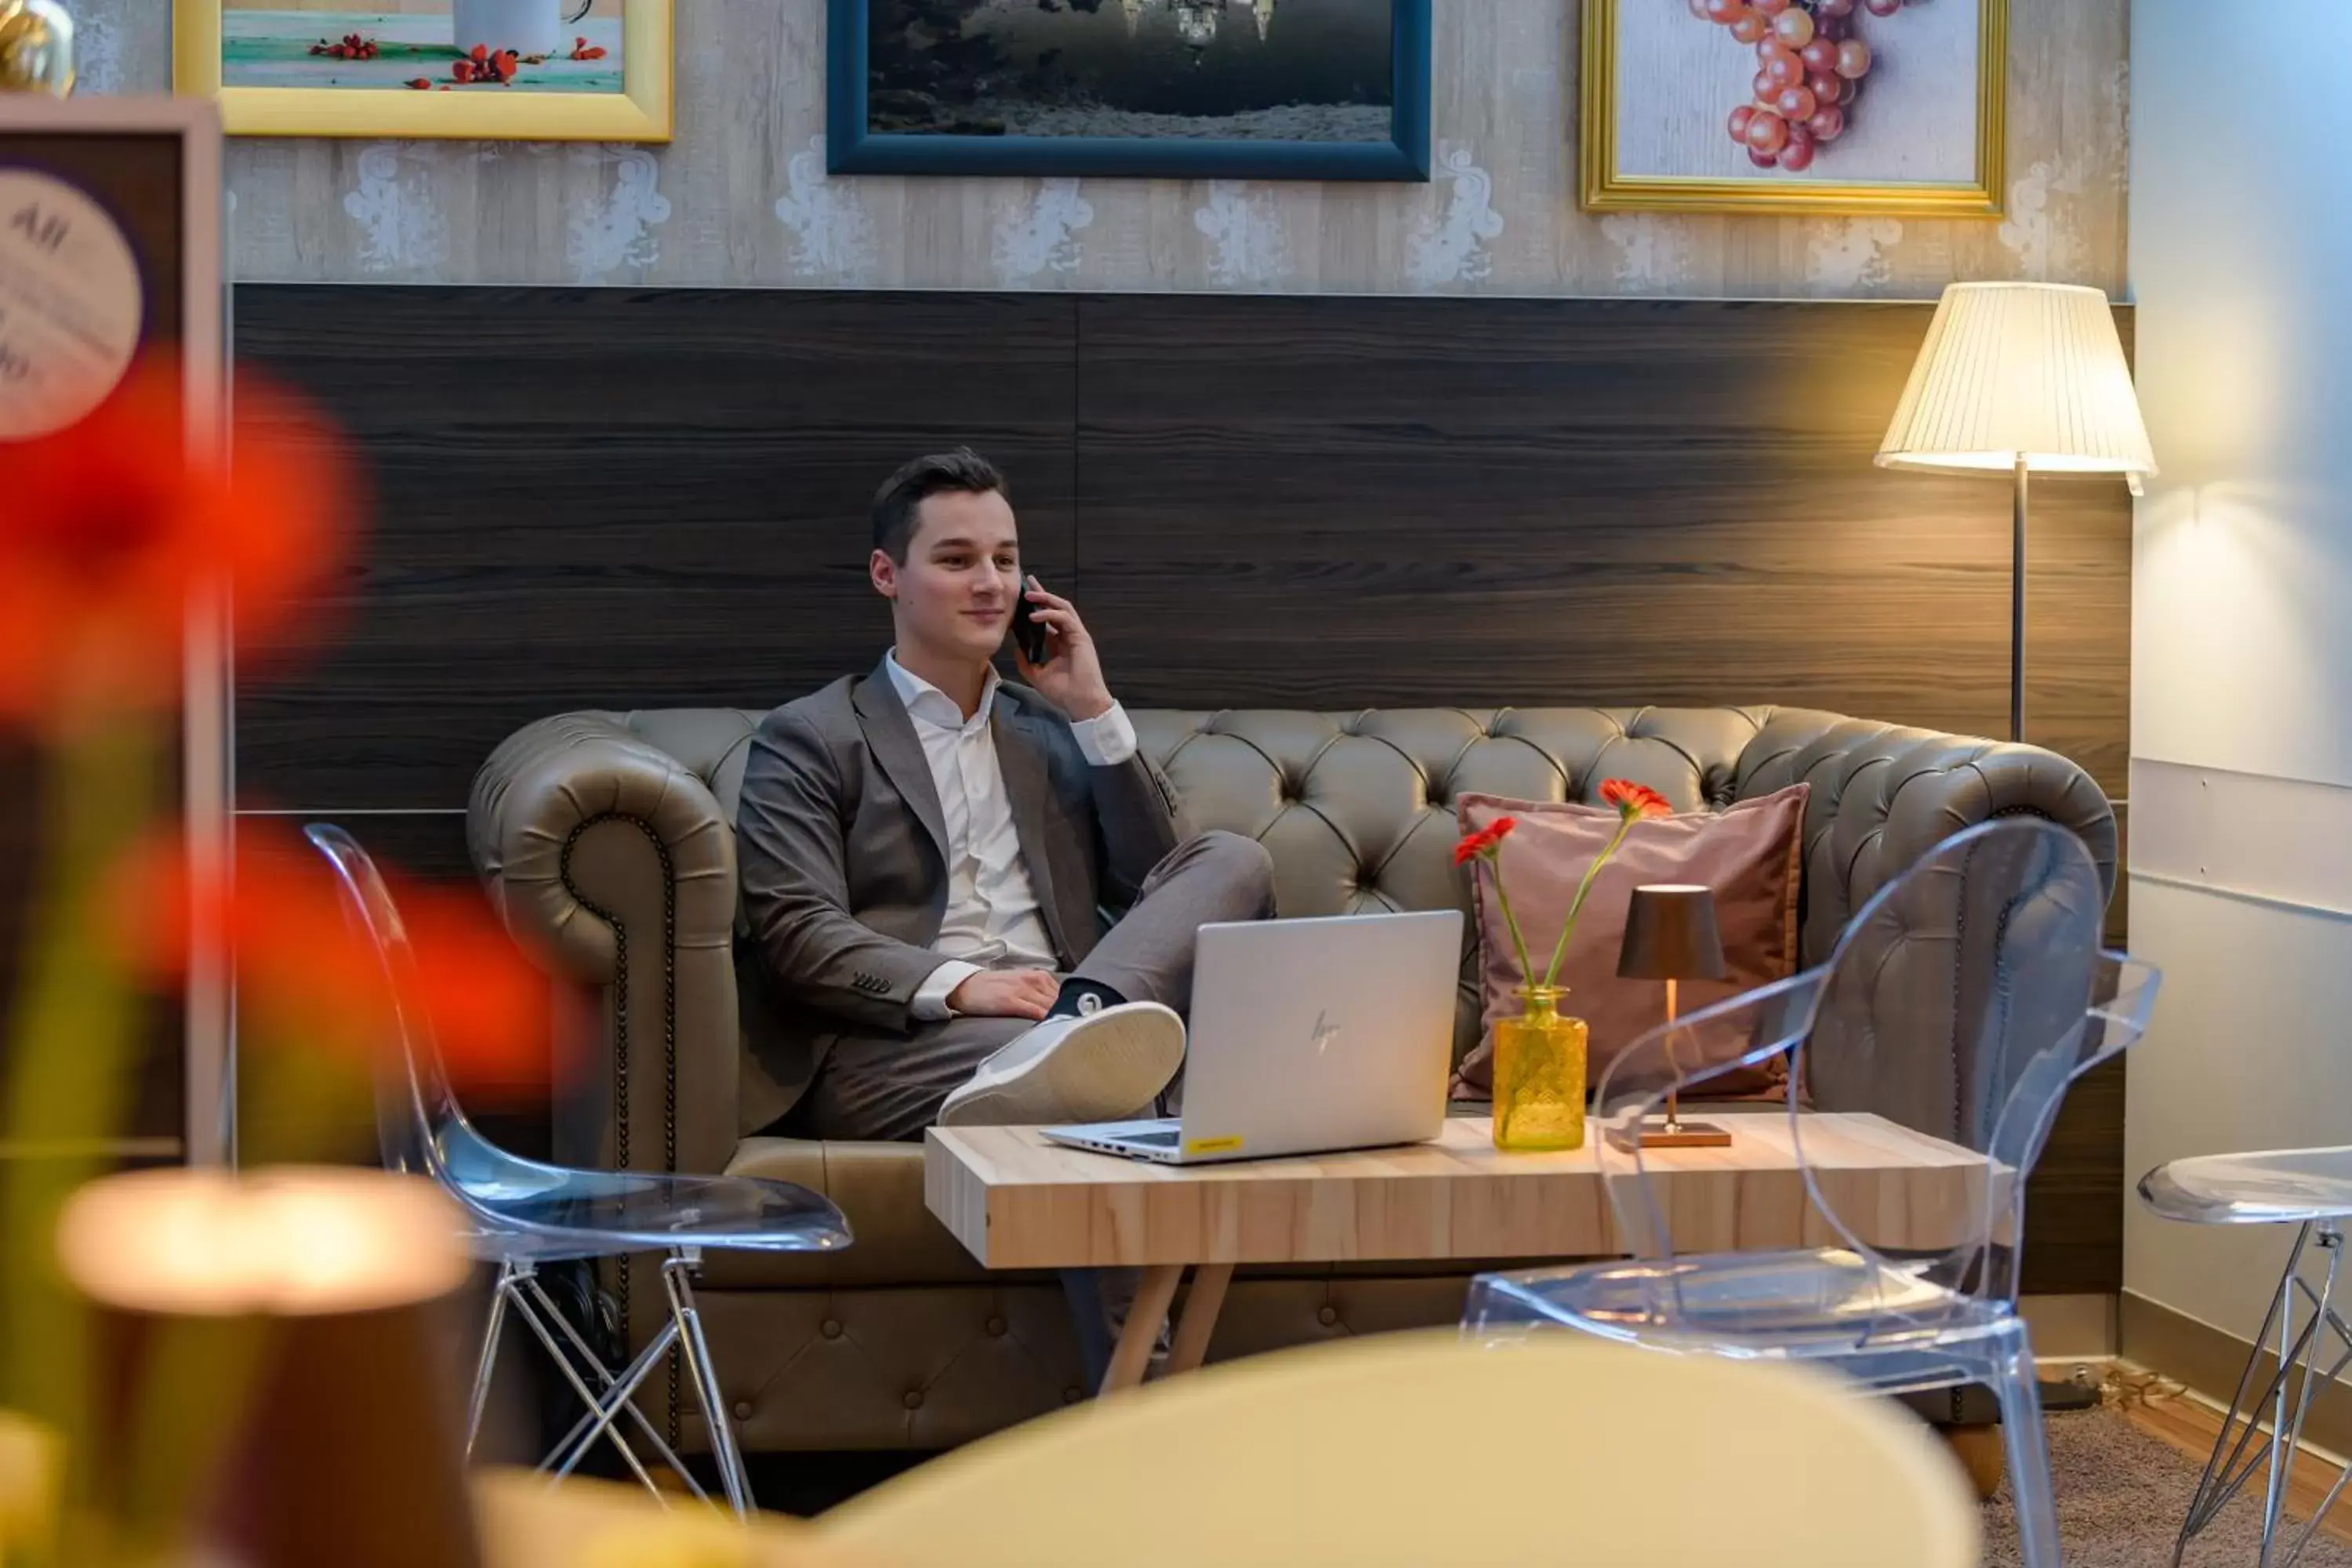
{"left": 829, "top": 0, "right": 1432, "bottom": 181}
{"left": 1581, "top": 0, "right": 2005, "bottom": 216}
{"left": 173, "top": 0, "right": 673, "bottom": 140}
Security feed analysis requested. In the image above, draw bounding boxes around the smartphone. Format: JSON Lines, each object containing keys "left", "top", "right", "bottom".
{"left": 1012, "top": 575, "right": 1051, "bottom": 666}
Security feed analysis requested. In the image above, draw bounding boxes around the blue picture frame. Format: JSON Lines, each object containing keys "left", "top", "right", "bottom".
{"left": 827, "top": 0, "right": 1432, "bottom": 182}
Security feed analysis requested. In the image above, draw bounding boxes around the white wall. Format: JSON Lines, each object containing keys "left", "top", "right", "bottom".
{"left": 2125, "top": 0, "right": 2352, "bottom": 1344}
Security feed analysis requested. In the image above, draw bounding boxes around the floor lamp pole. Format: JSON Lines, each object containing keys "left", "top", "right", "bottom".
{"left": 2010, "top": 454, "right": 2029, "bottom": 745}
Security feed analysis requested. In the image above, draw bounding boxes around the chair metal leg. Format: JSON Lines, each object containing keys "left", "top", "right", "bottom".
{"left": 2173, "top": 1222, "right": 2352, "bottom": 1568}
{"left": 2264, "top": 1243, "right": 2307, "bottom": 1564}
{"left": 537, "top": 1315, "right": 684, "bottom": 1489}
{"left": 464, "top": 1251, "right": 756, "bottom": 1515}
{"left": 465, "top": 1262, "right": 517, "bottom": 1461}
{"left": 519, "top": 1274, "right": 705, "bottom": 1498}
{"left": 2274, "top": 1232, "right": 2350, "bottom": 1567}
{"left": 2179, "top": 1225, "right": 2315, "bottom": 1559}
{"left": 474, "top": 1258, "right": 695, "bottom": 1498}
{"left": 662, "top": 1251, "right": 753, "bottom": 1518}
{"left": 501, "top": 1273, "right": 670, "bottom": 1497}
{"left": 1991, "top": 1330, "right": 2061, "bottom": 1568}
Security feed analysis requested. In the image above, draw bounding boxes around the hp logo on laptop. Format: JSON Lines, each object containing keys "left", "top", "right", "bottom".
{"left": 1311, "top": 1010, "right": 1341, "bottom": 1057}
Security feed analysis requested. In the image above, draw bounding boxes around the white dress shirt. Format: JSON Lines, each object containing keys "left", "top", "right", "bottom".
{"left": 886, "top": 652, "right": 1138, "bottom": 1019}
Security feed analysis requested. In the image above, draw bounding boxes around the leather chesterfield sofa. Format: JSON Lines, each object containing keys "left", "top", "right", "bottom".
{"left": 468, "top": 704, "right": 2115, "bottom": 1454}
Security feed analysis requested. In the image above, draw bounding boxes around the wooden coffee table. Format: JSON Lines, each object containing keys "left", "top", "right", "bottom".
{"left": 924, "top": 1112, "right": 1984, "bottom": 1396}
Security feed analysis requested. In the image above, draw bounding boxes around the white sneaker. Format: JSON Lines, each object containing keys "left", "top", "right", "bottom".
{"left": 938, "top": 1002, "right": 1185, "bottom": 1127}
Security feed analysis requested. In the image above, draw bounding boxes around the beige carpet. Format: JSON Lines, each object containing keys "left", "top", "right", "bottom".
{"left": 1981, "top": 1407, "right": 2352, "bottom": 1566}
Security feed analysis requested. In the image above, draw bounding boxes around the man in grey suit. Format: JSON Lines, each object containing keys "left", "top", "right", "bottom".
{"left": 736, "top": 449, "right": 1276, "bottom": 1142}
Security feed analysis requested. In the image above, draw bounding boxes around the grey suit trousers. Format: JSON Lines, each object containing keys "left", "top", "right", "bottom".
{"left": 789, "top": 830, "right": 1277, "bottom": 1142}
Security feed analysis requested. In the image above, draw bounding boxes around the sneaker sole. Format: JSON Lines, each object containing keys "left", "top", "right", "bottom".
{"left": 938, "top": 1004, "right": 1185, "bottom": 1127}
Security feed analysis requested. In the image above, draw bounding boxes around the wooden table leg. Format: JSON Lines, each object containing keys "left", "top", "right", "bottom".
{"left": 1162, "top": 1261, "right": 1232, "bottom": 1377}
{"left": 1097, "top": 1264, "right": 1184, "bottom": 1399}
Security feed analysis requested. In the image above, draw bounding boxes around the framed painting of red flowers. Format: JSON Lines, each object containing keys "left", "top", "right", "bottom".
{"left": 1581, "top": 0, "right": 2005, "bottom": 216}
{"left": 174, "top": 0, "right": 673, "bottom": 140}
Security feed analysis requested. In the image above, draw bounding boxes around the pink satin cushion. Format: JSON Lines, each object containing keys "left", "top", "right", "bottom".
{"left": 1453, "top": 784, "right": 1808, "bottom": 1098}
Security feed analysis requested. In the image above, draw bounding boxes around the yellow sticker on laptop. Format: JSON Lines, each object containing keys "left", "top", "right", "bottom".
{"left": 1185, "top": 1135, "right": 1244, "bottom": 1156}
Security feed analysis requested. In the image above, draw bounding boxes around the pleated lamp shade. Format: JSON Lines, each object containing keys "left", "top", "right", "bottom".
{"left": 1875, "top": 282, "right": 2156, "bottom": 481}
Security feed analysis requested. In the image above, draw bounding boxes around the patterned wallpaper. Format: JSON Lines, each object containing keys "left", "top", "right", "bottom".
{"left": 74, "top": 0, "right": 2127, "bottom": 296}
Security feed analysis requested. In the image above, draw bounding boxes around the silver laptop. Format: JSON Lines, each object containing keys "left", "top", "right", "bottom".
{"left": 1043, "top": 909, "right": 1461, "bottom": 1165}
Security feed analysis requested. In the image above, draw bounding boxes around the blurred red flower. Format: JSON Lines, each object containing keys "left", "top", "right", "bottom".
{"left": 1599, "top": 779, "right": 1673, "bottom": 821}
{"left": 1452, "top": 815, "right": 1519, "bottom": 866}
{"left": 0, "top": 358, "right": 358, "bottom": 728}
{"left": 114, "top": 821, "right": 557, "bottom": 1100}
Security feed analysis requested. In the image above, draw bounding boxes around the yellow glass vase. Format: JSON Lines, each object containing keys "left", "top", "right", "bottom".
{"left": 1491, "top": 985, "right": 1587, "bottom": 1152}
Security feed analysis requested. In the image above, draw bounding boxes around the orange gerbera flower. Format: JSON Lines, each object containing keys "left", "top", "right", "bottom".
{"left": 114, "top": 822, "right": 557, "bottom": 1101}
{"left": 0, "top": 358, "right": 358, "bottom": 729}
{"left": 1452, "top": 815, "right": 1519, "bottom": 866}
{"left": 1599, "top": 779, "right": 1674, "bottom": 821}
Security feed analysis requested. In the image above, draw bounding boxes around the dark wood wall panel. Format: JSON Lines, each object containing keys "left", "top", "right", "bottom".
{"left": 2027, "top": 1055, "right": 2129, "bottom": 1296}
{"left": 231, "top": 285, "right": 2131, "bottom": 1293}
{"left": 235, "top": 288, "right": 1079, "bottom": 810}
{"left": 1073, "top": 296, "right": 2129, "bottom": 799}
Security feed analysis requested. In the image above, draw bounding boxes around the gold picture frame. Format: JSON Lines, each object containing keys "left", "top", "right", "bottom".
{"left": 173, "top": 0, "right": 673, "bottom": 141}
{"left": 1580, "top": 0, "right": 2004, "bottom": 217}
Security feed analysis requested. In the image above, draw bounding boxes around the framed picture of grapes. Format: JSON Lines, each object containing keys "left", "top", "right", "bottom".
{"left": 1581, "top": 0, "right": 2005, "bottom": 216}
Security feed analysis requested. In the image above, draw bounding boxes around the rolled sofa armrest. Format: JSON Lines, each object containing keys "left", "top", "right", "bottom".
{"left": 469, "top": 713, "right": 740, "bottom": 1176}
{"left": 1732, "top": 708, "right": 2118, "bottom": 969}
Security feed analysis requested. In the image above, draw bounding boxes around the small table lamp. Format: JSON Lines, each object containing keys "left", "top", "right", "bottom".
{"left": 56, "top": 1167, "right": 480, "bottom": 1568}
{"left": 1616, "top": 884, "right": 1732, "bottom": 1149}
{"left": 1875, "top": 281, "right": 2156, "bottom": 743}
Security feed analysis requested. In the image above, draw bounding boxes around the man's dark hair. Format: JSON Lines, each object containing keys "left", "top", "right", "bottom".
{"left": 871, "top": 448, "right": 1008, "bottom": 562}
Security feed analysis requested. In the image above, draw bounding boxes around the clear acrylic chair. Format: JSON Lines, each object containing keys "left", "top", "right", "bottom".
{"left": 306, "top": 824, "right": 853, "bottom": 1516}
{"left": 2139, "top": 1148, "right": 2352, "bottom": 1565}
{"left": 1463, "top": 818, "right": 2161, "bottom": 1568}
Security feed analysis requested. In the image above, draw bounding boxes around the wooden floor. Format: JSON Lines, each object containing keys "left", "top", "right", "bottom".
{"left": 2117, "top": 1367, "right": 2352, "bottom": 1548}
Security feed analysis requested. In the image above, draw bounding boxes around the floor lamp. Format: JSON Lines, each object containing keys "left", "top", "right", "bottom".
{"left": 1875, "top": 282, "right": 2156, "bottom": 744}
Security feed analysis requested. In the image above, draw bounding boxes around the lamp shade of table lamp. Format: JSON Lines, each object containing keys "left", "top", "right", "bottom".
{"left": 1875, "top": 281, "right": 2155, "bottom": 743}
{"left": 1617, "top": 884, "right": 1727, "bottom": 985}
{"left": 55, "top": 1167, "right": 480, "bottom": 1568}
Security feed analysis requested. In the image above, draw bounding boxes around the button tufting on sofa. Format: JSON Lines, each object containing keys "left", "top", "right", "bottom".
{"left": 1317, "top": 1305, "right": 1339, "bottom": 1327}
{"left": 902, "top": 1390, "right": 924, "bottom": 1411}
{"left": 985, "top": 1315, "right": 1006, "bottom": 1337}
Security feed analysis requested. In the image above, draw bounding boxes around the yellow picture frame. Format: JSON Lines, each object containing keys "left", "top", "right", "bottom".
{"left": 173, "top": 0, "right": 673, "bottom": 141}
{"left": 1579, "top": 0, "right": 2005, "bottom": 217}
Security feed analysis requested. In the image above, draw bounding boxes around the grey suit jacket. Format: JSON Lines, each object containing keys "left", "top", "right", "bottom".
{"left": 732, "top": 656, "right": 1191, "bottom": 1131}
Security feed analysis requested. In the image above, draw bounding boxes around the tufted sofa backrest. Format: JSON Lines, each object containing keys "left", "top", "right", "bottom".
{"left": 1133, "top": 706, "right": 1774, "bottom": 913}
{"left": 591, "top": 703, "right": 2014, "bottom": 1068}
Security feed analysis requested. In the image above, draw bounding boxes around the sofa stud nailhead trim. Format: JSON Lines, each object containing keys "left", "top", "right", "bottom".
{"left": 559, "top": 809, "right": 684, "bottom": 1443}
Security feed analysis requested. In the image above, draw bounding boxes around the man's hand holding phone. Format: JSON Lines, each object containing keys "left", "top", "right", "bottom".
{"left": 1012, "top": 575, "right": 1114, "bottom": 722}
